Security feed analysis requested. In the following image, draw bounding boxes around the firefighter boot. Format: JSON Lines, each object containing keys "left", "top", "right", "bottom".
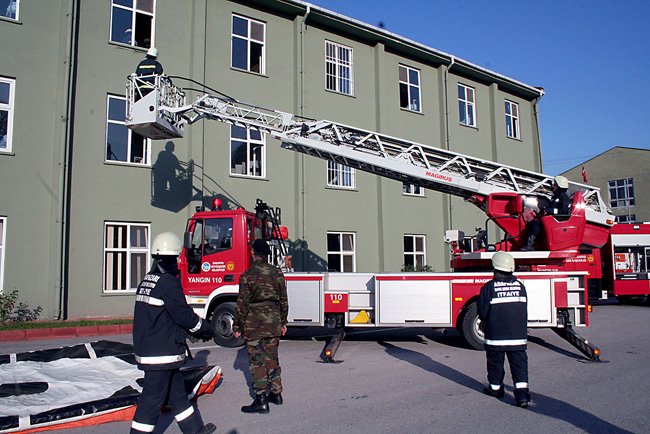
{"left": 520, "top": 235, "right": 536, "bottom": 251}
{"left": 241, "top": 394, "right": 269, "bottom": 414}
{"left": 267, "top": 392, "right": 283, "bottom": 405}
{"left": 482, "top": 385, "right": 505, "bottom": 398}
{"left": 514, "top": 388, "right": 531, "bottom": 408}
{"left": 194, "top": 423, "right": 217, "bottom": 434}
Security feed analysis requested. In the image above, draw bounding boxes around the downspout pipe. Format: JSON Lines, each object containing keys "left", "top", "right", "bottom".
{"left": 532, "top": 88, "right": 545, "bottom": 173}
{"left": 299, "top": 5, "right": 310, "bottom": 269}
{"left": 55, "top": 0, "right": 79, "bottom": 319}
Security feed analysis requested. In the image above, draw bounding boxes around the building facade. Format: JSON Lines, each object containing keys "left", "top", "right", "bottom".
{"left": 562, "top": 147, "right": 650, "bottom": 224}
{"left": 0, "top": 0, "right": 544, "bottom": 319}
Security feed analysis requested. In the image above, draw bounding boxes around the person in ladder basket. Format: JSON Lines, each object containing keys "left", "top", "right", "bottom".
{"left": 135, "top": 46, "right": 164, "bottom": 99}
{"left": 478, "top": 251, "right": 531, "bottom": 408}
{"left": 131, "top": 232, "right": 216, "bottom": 434}
{"left": 521, "top": 175, "right": 572, "bottom": 251}
{"left": 234, "top": 239, "right": 289, "bottom": 414}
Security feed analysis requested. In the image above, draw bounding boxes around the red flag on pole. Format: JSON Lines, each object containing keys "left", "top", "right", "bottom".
{"left": 582, "top": 165, "right": 587, "bottom": 182}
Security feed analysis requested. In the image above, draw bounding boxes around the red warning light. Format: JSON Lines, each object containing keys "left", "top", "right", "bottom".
{"left": 212, "top": 199, "right": 222, "bottom": 211}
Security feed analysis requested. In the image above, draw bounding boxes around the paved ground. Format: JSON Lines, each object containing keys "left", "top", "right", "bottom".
{"left": 3, "top": 299, "right": 649, "bottom": 433}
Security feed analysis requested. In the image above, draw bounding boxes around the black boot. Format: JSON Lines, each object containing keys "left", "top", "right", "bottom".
{"left": 514, "top": 388, "right": 531, "bottom": 408}
{"left": 520, "top": 235, "right": 536, "bottom": 251}
{"left": 267, "top": 392, "right": 283, "bottom": 405}
{"left": 483, "top": 385, "right": 504, "bottom": 398}
{"left": 194, "top": 423, "right": 217, "bottom": 434}
{"left": 241, "top": 394, "right": 269, "bottom": 414}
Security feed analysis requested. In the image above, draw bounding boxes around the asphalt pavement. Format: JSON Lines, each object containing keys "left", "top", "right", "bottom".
{"left": 2, "top": 299, "right": 649, "bottom": 433}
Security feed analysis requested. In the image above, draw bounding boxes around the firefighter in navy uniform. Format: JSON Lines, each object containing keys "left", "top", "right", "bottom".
{"left": 478, "top": 251, "right": 531, "bottom": 408}
{"left": 521, "top": 175, "right": 572, "bottom": 251}
{"left": 233, "top": 239, "right": 289, "bottom": 414}
{"left": 130, "top": 232, "right": 216, "bottom": 434}
{"left": 135, "top": 46, "right": 164, "bottom": 98}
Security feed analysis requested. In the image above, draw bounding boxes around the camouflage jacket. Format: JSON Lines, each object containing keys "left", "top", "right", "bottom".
{"left": 234, "top": 258, "right": 288, "bottom": 340}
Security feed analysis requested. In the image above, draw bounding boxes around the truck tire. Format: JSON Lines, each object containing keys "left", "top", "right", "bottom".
{"left": 211, "top": 302, "right": 244, "bottom": 348}
{"left": 460, "top": 302, "right": 485, "bottom": 350}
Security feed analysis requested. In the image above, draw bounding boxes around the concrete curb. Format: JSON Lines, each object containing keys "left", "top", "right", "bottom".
{"left": 0, "top": 324, "right": 133, "bottom": 342}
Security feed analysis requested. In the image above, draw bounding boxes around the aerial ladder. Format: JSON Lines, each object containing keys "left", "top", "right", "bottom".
{"left": 126, "top": 74, "right": 615, "bottom": 266}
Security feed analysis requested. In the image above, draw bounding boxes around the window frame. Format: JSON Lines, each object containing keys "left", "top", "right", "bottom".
{"left": 1, "top": 0, "right": 19, "bottom": 21}
{"left": 109, "top": 0, "right": 156, "bottom": 49}
{"left": 399, "top": 64, "right": 421, "bottom": 112}
{"left": 458, "top": 83, "right": 476, "bottom": 127}
{"left": 327, "top": 161, "right": 356, "bottom": 189}
{"left": 103, "top": 222, "right": 150, "bottom": 294}
{"left": 404, "top": 234, "right": 427, "bottom": 270}
{"left": 615, "top": 214, "right": 636, "bottom": 224}
{"left": 608, "top": 178, "right": 635, "bottom": 209}
{"left": 0, "top": 217, "right": 5, "bottom": 292}
{"left": 325, "top": 40, "right": 354, "bottom": 96}
{"left": 231, "top": 14, "right": 266, "bottom": 75}
{"left": 0, "top": 77, "right": 15, "bottom": 154}
{"left": 230, "top": 124, "right": 266, "bottom": 178}
{"left": 403, "top": 183, "right": 424, "bottom": 197}
{"left": 505, "top": 99, "right": 520, "bottom": 139}
{"left": 105, "top": 94, "right": 151, "bottom": 166}
{"left": 327, "top": 231, "right": 356, "bottom": 272}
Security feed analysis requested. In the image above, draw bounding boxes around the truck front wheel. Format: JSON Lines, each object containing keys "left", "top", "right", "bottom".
{"left": 460, "top": 302, "right": 485, "bottom": 350}
{"left": 211, "top": 302, "right": 244, "bottom": 347}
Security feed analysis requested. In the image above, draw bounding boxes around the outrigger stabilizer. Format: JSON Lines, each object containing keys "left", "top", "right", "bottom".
{"left": 553, "top": 310, "right": 602, "bottom": 362}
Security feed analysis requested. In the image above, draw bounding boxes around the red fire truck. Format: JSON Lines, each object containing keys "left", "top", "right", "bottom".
{"left": 532, "top": 223, "right": 650, "bottom": 303}
{"left": 126, "top": 75, "right": 614, "bottom": 361}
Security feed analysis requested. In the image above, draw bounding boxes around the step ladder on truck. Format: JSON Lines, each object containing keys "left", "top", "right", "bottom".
{"left": 126, "top": 74, "right": 613, "bottom": 362}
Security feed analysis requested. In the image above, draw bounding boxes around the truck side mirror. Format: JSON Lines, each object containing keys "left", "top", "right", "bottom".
{"left": 183, "top": 231, "right": 193, "bottom": 254}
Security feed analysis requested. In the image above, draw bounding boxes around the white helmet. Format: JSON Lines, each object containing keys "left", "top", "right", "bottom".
{"left": 151, "top": 232, "right": 181, "bottom": 256}
{"left": 492, "top": 251, "right": 515, "bottom": 273}
{"left": 147, "top": 46, "right": 158, "bottom": 58}
{"left": 554, "top": 175, "right": 569, "bottom": 189}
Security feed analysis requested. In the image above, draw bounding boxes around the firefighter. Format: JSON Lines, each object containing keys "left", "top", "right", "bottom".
{"left": 135, "top": 46, "right": 164, "bottom": 98}
{"left": 521, "top": 175, "right": 572, "bottom": 251}
{"left": 131, "top": 232, "right": 216, "bottom": 434}
{"left": 233, "top": 239, "right": 289, "bottom": 414}
{"left": 478, "top": 251, "right": 531, "bottom": 408}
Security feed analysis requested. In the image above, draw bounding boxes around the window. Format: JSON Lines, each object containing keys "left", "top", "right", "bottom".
{"left": 327, "top": 232, "right": 356, "bottom": 272}
{"left": 230, "top": 124, "right": 265, "bottom": 178}
{"left": 505, "top": 100, "right": 520, "bottom": 139}
{"left": 327, "top": 161, "right": 356, "bottom": 189}
{"left": 103, "top": 222, "right": 149, "bottom": 293}
{"left": 399, "top": 64, "right": 421, "bottom": 112}
{"left": 404, "top": 234, "right": 426, "bottom": 269}
{"left": 106, "top": 95, "right": 150, "bottom": 165}
{"left": 231, "top": 14, "right": 265, "bottom": 74}
{"left": 616, "top": 214, "right": 636, "bottom": 224}
{"left": 325, "top": 41, "right": 353, "bottom": 95}
{"left": 0, "top": 77, "right": 14, "bottom": 153}
{"left": 403, "top": 183, "right": 424, "bottom": 196}
{"left": 0, "top": 217, "right": 5, "bottom": 292}
{"left": 110, "top": 0, "right": 155, "bottom": 48}
{"left": 458, "top": 84, "right": 476, "bottom": 127}
{"left": 609, "top": 178, "right": 635, "bottom": 209}
{"left": 1, "top": 0, "right": 18, "bottom": 20}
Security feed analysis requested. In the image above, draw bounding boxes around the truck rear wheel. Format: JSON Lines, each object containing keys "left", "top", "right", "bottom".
{"left": 460, "top": 302, "right": 485, "bottom": 350}
{"left": 211, "top": 302, "right": 244, "bottom": 347}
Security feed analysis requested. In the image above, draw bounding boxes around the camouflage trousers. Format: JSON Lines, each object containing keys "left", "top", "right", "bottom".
{"left": 246, "top": 337, "right": 282, "bottom": 395}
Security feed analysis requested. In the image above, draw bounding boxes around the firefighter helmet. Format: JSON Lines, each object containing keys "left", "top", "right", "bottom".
{"left": 151, "top": 232, "right": 182, "bottom": 256}
{"left": 492, "top": 251, "right": 515, "bottom": 273}
{"left": 147, "top": 46, "right": 158, "bottom": 58}
{"left": 554, "top": 175, "right": 569, "bottom": 189}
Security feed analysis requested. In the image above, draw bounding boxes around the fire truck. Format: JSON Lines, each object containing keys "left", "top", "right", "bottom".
{"left": 125, "top": 75, "right": 615, "bottom": 361}
{"left": 531, "top": 223, "right": 650, "bottom": 303}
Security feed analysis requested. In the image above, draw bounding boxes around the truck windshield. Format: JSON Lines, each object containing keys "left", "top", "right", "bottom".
{"left": 203, "top": 218, "right": 233, "bottom": 255}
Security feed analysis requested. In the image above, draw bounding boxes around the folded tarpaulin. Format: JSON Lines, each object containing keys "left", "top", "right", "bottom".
{"left": 0, "top": 340, "right": 221, "bottom": 433}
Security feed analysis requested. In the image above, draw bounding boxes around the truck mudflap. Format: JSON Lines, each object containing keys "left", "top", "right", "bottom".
{"left": 553, "top": 310, "right": 602, "bottom": 362}
{"left": 320, "top": 314, "right": 345, "bottom": 363}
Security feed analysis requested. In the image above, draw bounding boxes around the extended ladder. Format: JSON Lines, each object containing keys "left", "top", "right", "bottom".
{"left": 126, "top": 76, "right": 613, "bottom": 227}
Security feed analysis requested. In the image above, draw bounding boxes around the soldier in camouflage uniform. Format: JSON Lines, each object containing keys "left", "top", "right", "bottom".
{"left": 233, "top": 239, "right": 289, "bottom": 414}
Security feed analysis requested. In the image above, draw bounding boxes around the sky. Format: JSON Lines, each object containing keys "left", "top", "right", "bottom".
{"left": 307, "top": 0, "right": 650, "bottom": 175}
